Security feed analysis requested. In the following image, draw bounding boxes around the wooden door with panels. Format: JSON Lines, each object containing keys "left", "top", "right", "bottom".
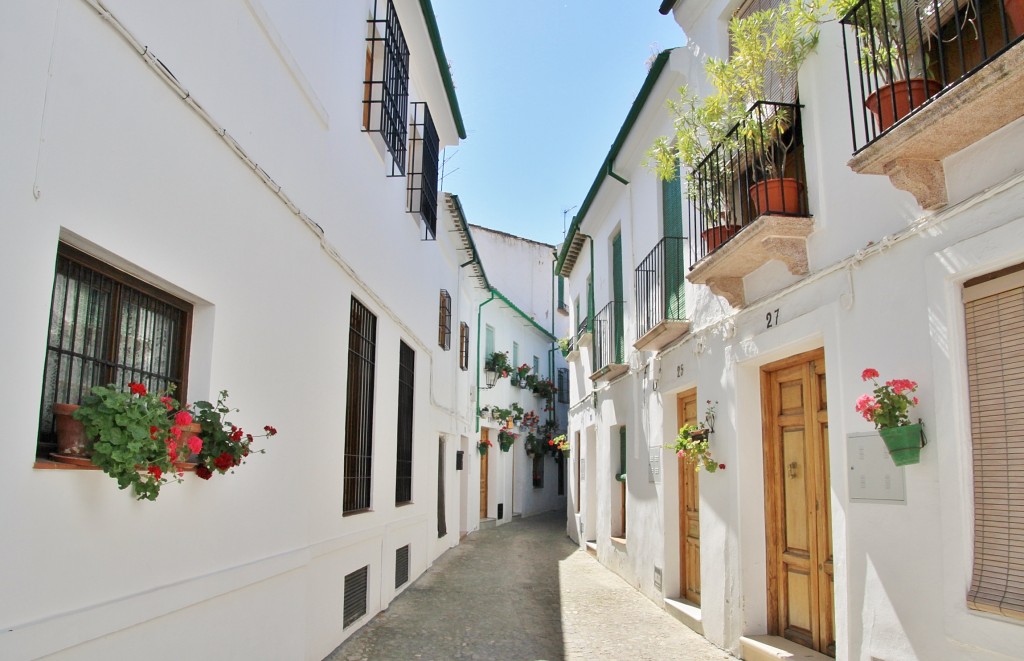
{"left": 480, "top": 428, "right": 489, "bottom": 519}
{"left": 762, "top": 349, "right": 835, "bottom": 657}
{"left": 677, "top": 390, "right": 702, "bottom": 604}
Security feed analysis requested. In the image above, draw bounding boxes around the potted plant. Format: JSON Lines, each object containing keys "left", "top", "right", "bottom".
{"left": 835, "top": 0, "right": 941, "bottom": 131}
{"left": 189, "top": 390, "right": 278, "bottom": 480}
{"left": 534, "top": 378, "right": 557, "bottom": 400}
{"left": 669, "top": 422, "right": 723, "bottom": 473}
{"left": 72, "top": 382, "right": 199, "bottom": 500}
{"left": 486, "top": 351, "right": 512, "bottom": 380}
{"left": 548, "top": 434, "right": 570, "bottom": 457}
{"left": 478, "top": 438, "right": 493, "bottom": 455}
{"left": 491, "top": 405, "right": 512, "bottom": 428}
{"left": 497, "top": 429, "right": 517, "bottom": 452}
{"left": 525, "top": 432, "right": 541, "bottom": 457}
{"left": 514, "top": 363, "right": 531, "bottom": 388}
{"left": 855, "top": 368, "right": 923, "bottom": 466}
{"left": 557, "top": 337, "right": 573, "bottom": 358}
{"left": 509, "top": 402, "right": 526, "bottom": 426}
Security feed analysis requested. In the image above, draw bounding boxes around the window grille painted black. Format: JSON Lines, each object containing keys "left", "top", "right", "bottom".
{"left": 344, "top": 298, "right": 377, "bottom": 514}
{"left": 532, "top": 454, "right": 544, "bottom": 488}
{"left": 408, "top": 102, "right": 440, "bottom": 239}
{"left": 437, "top": 289, "right": 451, "bottom": 350}
{"left": 688, "top": 101, "right": 807, "bottom": 266}
{"left": 38, "top": 243, "right": 191, "bottom": 455}
{"left": 458, "top": 322, "right": 469, "bottom": 371}
{"left": 840, "top": 0, "right": 1022, "bottom": 152}
{"left": 364, "top": 0, "right": 409, "bottom": 176}
{"left": 343, "top": 566, "right": 369, "bottom": 628}
{"left": 636, "top": 237, "right": 687, "bottom": 340}
{"left": 592, "top": 301, "right": 624, "bottom": 373}
{"left": 557, "top": 368, "right": 569, "bottom": 404}
{"left": 395, "top": 545, "right": 410, "bottom": 588}
{"left": 557, "top": 452, "right": 565, "bottom": 496}
{"left": 395, "top": 341, "right": 415, "bottom": 505}
{"left": 437, "top": 438, "right": 447, "bottom": 538}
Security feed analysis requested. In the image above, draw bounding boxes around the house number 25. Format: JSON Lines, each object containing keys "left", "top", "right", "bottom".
{"left": 676, "top": 365, "right": 685, "bottom": 378}
{"left": 766, "top": 308, "right": 780, "bottom": 329}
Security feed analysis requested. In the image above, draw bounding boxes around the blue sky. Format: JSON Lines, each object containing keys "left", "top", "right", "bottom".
{"left": 431, "top": 1, "right": 684, "bottom": 247}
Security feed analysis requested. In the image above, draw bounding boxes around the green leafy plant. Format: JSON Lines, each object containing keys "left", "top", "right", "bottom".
{"left": 497, "top": 429, "right": 518, "bottom": 452}
{"left": 548, "top": 434, "right": 570, "bottom": 457}
{"left": 73, "top": 382, "right": 195, "bottom": 500}
{"left": 509, "top": 402, "right": 526, "bottom": 425}
{"left": 533, "top": 378, "right": 557, "bottom": 400}
{"left": 832, "top": 0, "right": 928, "bottom": 82}
{"left": 478, "top": 438, "right": 493, "bottom": 455}
{"left": 557, "top": 337, "right": 573, "bottom": 357}
{"left": 669, "top": 422, "right": 721, "bottom": 473}
{"left": 191, "top": 390, "right": 278, "bottom": 480}
{"left": 855, "top": 368, "right": 919, "bottom": 429}
{"left": 486, "top": 351, "right": 512, "bottom": 378}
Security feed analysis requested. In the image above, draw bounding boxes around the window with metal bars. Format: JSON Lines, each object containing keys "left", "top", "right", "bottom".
{"left": 343, "top": 565, "right": 369, "bottom": 628}
{"left": 532, "top": 454, "right": 544, "bottom": 488}
{"left": 557, "top": 368, "right": 569, "bottom": 404}
{"left": 408, "top": 103, "right": 440, "bottom": 239}
{"left": 395, "top": 545, "right": 410, "bottom": 588}
{"left": 964, "top": 264, "right": 1024, "bottom": 621}
{"left": 459, "top": 322, "right": 469, "bottom": 371}
{"left": 437, "top": 437, "right": 447, "bottom": 538}
{"left": 37, "top": 243, "right": 192, "bottom": 456}
{"left": 395, "top": 341, "right": 415, "bottom": 505}
{"left": 344, "top": 298, "right": 377, "bottom": 514}
{"left": 363, "top": 0, "right": 409, "bottom": 177}
{"left": 438, "top": 290, "right": 451, "bottom": 350}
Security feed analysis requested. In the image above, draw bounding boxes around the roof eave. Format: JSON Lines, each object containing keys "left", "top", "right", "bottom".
{"left": 419, "top": 0, "right": 467, "bottom": 140}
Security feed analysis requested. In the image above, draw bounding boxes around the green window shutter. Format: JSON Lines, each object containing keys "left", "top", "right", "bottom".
{"left": 558, "top": 276, "right": 566, "bottom": 309}
{"left": 616, "top": 427, "right": 627, "bottom": 482}
{"left": 662, "top": 161, "right": 684, "bottom": 239}
{"left": 512, "top": 341, "right": 519, "bottom": 367}
{"left": 612, "top": 233, "right": 624, "bottom": 364}
{"left": 485, "top": 325, "right": 495, "bottom": 359}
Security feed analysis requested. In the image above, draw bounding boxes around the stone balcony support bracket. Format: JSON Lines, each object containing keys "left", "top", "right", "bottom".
{"left": 847, "top": 40, "right": 1024, "bottom": 210}
{"left": 687, "top": 215, "right": 815, "bottom": 309}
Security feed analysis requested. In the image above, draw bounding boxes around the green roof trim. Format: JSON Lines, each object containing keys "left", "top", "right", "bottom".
{"left": 555, "top": 48, "right": 675, "bottom": 276}
{"left": 419, "top": 0, "right": 467, "bottom": 140}
{"left": 490, "top": 287, "right": 558, "bottom": 342}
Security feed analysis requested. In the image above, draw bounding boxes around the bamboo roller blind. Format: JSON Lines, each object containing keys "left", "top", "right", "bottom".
{"left": 964, "top": 266, "right": 1024, "bottom": 621}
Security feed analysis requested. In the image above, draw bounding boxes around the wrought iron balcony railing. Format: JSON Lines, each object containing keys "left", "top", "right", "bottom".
{"left": 635, "top": 237, "right": 687, "bottom": 340}
{"left": 840, "top": 0, "right": 1023, "bottom": 151}
{"left": 688, "top": 101, "right": 808, "bottom": 266}
{"left": 593, "top": 300, "right": 625, "bottom": 374}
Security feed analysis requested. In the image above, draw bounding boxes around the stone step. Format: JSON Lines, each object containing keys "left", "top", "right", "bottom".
{"left": 664, "top": 597, "right": 703, "bottom": 635}
{"left": 740, "top": 635, "right": 832, "bottom": 661}
{"left": 480, "top": 518, "right": 497, "bottom": 530}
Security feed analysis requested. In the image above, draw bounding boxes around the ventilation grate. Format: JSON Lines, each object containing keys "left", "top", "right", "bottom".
{"left": 395, "top": 545, "right": 410, "bottom": 589}
{"left": 343, "top": 566, "right": 369, "bottom": 628}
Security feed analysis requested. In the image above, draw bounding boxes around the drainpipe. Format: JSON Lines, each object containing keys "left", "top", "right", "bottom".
{"left": 578, "top": 233, "right": 596, "bottom": 373}
{"left": 475, "top": 290, "right": 497, "bottom": 433}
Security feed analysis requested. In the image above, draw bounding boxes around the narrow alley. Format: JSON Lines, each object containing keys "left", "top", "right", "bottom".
{"left": 326, "top": 511, "right": 734, "bottom": 661}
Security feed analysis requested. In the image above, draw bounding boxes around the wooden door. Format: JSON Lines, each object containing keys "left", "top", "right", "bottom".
{"left": 677, "top": 391, "right": 701, "bottom": 604}
{"left": 762, "top": 349, "right": 834, "bottom": 657}
{"left": 480, "top": 429, "right": 489, "bottom": 519}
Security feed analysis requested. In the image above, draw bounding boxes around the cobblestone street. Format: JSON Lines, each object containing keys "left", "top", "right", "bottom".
{"left": 326, "top": 511, "right": 735, "bottom": 661}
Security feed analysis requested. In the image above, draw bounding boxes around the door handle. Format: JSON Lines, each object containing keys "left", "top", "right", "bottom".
{"left": 788, "top": 461, "right": 798, "bottom": 478}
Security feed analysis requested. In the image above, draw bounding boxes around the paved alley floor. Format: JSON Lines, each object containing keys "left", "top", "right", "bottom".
{"left": 325, "top": 510, "right": 735, "bottom": 661}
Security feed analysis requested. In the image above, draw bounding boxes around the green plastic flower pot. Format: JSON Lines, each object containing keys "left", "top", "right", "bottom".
{"left": 879, "top": 423, "right": 923, "bottom": 466}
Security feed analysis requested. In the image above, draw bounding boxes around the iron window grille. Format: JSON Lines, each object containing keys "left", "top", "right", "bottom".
{"left": 395, "top": 545, "right": 410, "bottom": 588}
{"left": 343, "top": 566, "right": 369, "bottom": 627}
{"left": 458, "top": 322, "right": 469, "bottom": 371}
{"left": 688, "top": 101, "right": 807, "bottom": 266}
{"left": 840, "top": 0, "right": 1022, "bottom": 152}
{"left": 557, "top": 368, "right": 569, "bottom": 404}
{"left": 438, "top": 289, "right": 451, "bottom": 350}
{"left": 408, "top": 103, "right": 441, "bottom": 239}
{"left": 395, "top": 341, "right": 415, "bottom": 505}
{"left": 38, "top": 243, "right": 192, "bottom": 456}
{"left": 364, "top": 0, "right": 409, "bottom": 176}
{"left": 635, "top": 236, "right": 687, "bottom": 339}
{"left": 532, "top": 454, "right": 544, "bottom": 488}
{"left": 344, "top": 298, "right": 377, "bottom": 514}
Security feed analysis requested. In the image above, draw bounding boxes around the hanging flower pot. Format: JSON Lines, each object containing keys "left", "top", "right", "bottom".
{"left": 749, "top": 178, "right": 804, "bottom": 216}
{"left": 53, "top": 403, "right": 90, "bottom": 457}
{"left": 865, "top": 79, "right": 941, "bottom": 132}
{"left": 879, "top": 423, "right": 924, "bottom": 466}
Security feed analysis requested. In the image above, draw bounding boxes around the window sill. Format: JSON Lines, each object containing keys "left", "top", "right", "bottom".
{"left": 34, "top": 458, "right": 199, "bottom": 473}
{"left": 610, "top": 536, "right": 627, "bottom": 547}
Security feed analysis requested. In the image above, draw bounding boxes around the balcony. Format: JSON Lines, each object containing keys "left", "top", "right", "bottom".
{"left": 575, "top": 315, "right": 592, "bottom": 349}
{"left": 840, "top": 0, "right": 1024, "bottom": 209}
{"left": 634, "top": 237, "right": 690, "bottom": 352}
{"left": 591, "top": 301, "right": 628, "bottom": 382}
{"left": 685, "top": 102, "right": 815, "bottom": 309}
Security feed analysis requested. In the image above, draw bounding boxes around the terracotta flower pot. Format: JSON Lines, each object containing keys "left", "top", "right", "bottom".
{"left": 53, "top": 403, "right": 90, "bottom": 456}
{"left": 1006, "top": 0, "right": 1024, "bottom": 36}
{"left": 865, "top": 79, "right": 941, "bottom": 132}
{"left": 701, "top": 225, "right": 740, "bottom": 253}
{"left": 749, "top": 178, "right": 804, "bottom": 216}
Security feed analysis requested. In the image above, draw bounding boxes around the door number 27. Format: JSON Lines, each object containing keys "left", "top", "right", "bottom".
{"left": 766, "top": 308, "right": 780, "bottom": 329}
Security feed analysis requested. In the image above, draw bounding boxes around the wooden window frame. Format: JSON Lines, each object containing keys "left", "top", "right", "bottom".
{"left": 38, "top": 242, "right": 192, "bottom": 457}
{"left": 438, "top": 289, "right": 451, "bottom": 350}
{"left": 458, "top": 322, "right": 469, "bottom": 371}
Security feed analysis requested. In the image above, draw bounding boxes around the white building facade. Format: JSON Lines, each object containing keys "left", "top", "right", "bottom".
{"left": 559, "top": 5, "right": 1024, "bottom": 658}
{"left": 0, "top": 1, "right": 489, "bottom": 658}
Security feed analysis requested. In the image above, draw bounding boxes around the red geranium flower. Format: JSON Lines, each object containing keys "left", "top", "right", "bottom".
{"left": 128, "top": 382, "right": 147, "bottom": 397}
{"left": 146, "top": 465, "right": 162, "bottom": 480}
{"left": 264, "top": 425, "right": 277, "bottom": 436}
{"left": 214, "top": 452, "right": 234, "bottom": 471}
{"left": 196, "top": 465, "right": 213, "bottom": 480}
{"left": 861, "top": 368, "right": 880, "bottom": 381}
